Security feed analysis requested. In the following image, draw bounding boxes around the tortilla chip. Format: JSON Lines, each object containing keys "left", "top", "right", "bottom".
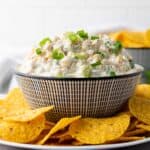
{"left": 0, "top": 88, "right": 30, "bottom": 118}
{"left": 4, "top": 106, "right": 54, "bottom": 122}
{"left": 109, "top": 30, "right": 150, "bottom": 48}
{"left": 129, "top": 96, "right": 150, "bottom": 125}
{"left": 136, "top": 124, "right": 150, "bottom": 131}
{"left": 58, "top": 134, "right": 73, "bottom": 143}
{"left": 37, "top": 116, "right": 81, "bottom": 145}
{"left": 127, "top": 118, "right": 139, "bottom": 131}
{"left": 69, "top": 113, "right": 130, "bottom": 144}
{"left": 45, "top": 121, "right": 55, "bottom": 126}
{"left": 134, "top": 84, "right": 150, "bottom": 99}
{"left": 0, "top": 115, "right": 45, "bottom": 143}
{"left": 124, "top": 128, "right": 147, "bottom": 136}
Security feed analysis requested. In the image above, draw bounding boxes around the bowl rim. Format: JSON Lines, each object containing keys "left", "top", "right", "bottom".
{"left": 15, "top": 70, "right": 143, "bottom": 81}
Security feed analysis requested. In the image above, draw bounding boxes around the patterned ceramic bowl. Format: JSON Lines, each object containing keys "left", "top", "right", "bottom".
{"left": 15, "top": 70, "right": 142, "bottom": 121}
{"left": 126, "top": 48, "right": 150, "bottom": 83}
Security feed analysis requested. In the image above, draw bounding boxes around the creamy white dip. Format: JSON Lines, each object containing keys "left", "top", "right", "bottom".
{"left": 18, "top": 30, "right": 142, "bottom": 77}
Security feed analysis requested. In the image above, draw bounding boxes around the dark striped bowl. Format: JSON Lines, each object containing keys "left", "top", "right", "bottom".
{"left": 15, "top": 70, "right": 142, "bottom": 121}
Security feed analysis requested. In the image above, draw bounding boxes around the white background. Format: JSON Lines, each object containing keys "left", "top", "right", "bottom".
{"left": 0, "top": 0, "right": 150, "bottom": 55}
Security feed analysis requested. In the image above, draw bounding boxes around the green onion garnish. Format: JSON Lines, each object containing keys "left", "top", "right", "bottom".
{"left": 74, "top": 53, "right": 87, "bottom": 59}
{"left": 129, "top": 60, "right": 135, "bottom": 69}
{"left": 91, "top": 36, "right": 99, "bottom": 40}
{"left": 91, "top": 61, "right": 101, "bottom": 67}
{"left": 144, "top": 70, "right": 150, "bottom": 83}
{"left": 39, "top": 37, "right": 51, "bottom": 47}
{"left": 83, "top": 66, "right": 92, "bottom": 78}
{"left": 96, "top": 51, "right": 106, "bottom": 58}
{"left": 36, "top": 48, "right": 42, "bottom": 55}
{"left": 111, "top": 41, "right": 122, "bottom": 55}
{"left": 52, "top": 49, "right": 64, "bottom": 60}
{"left": 109, "top": 71, "right": 116, "bottom": 77}
{"left": 77, "top": 30, "right": 88, "bottom": 39}
{"left": 67, "top": 32, "right": 80, "bottom": 44}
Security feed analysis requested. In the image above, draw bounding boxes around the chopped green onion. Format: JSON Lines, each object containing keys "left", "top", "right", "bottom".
{"left": 111, "top": 41, "right": 122, "bottom": 55}
{"left": 129, "top": 59, "right": 135, "bottom": 69}
{"left": 39, "top": 37, "right": 51, "bottom": 47}
{"left": 144, "top": 70, "right": 150, "bottom": 83}
{"left": 35, "top": 48, "right": 42, "bottom": 55}
{"left": 74, "top": 53, "right": 87, "bottom": 59}
{"left": 83, "top": 66, "right": 92, "bottom": 78}
{"left": 91, "top": 61, "right": 101, "bottom": 67}
{"left": 52, "top": 49, "right": 64, "bottom": 60}
{"left": 67, "top": 32, "right": 80, "bottom": 44}
{"left": 105, "top": 41, "right": 111, "bottom": 48}
{"left": 57, "top": 72, "right": 64, "bottom": 78}
{"left": 109, "top": 71, "right": 116, "bottom": 77}
{"left": 91, "top": 36, "right": 99, "bottom": 40}
{"left": 96, "top": 51, "right": 106, "bottom": 58}
{"left": 77, "top": 30, "right": 88, "bottom": 39}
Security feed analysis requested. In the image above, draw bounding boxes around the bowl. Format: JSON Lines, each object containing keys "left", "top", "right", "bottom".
{"left": 15, "top": 70, "right": 142, "bottom": 121}
{"left": 126, "top": 48, "right": 150, "bottom": 83}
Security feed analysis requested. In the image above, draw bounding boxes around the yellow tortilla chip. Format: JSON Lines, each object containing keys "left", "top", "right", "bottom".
{"left": 124, "top": 128, "right": 146, "bottom": 136}
{"left": 0, "top": 99, "right": 4, "bottom": 105}
{"left": 129, "top": 96, "right": 150, "bottom": 125}
{"left": 137, "top": 124, "right": 150, "bottom": 131}
{"left": 38, "top": 116, "right": 81, "bottom": 145}
{"left": 0, "top": 88, "right": 30, "bottom": 118}
{"left": 0, "top": 115, "right": 45, "bottom": 143}
{"left": 145, "top": 29, "right": 150, "bottom": 46}
{"left": 127, "top": 119, "right": 139, "bottom": 131}
{"left": 109, "top": 31, "right": 124, "bottom": 41}
{"left": 4, "top": 106, "right": 53, "bottom": 122}
{"left": 4, "top": 106, "right": 54, "bottom": 122}
{"left": 123, "top": 39, "right": 144, "bottom": 48}
{"left": 110, "top": 30, "right": 150, "bottom": 48}
{"left": 58, "top": 134, "right": 72, "bottom": 143}
{"left": 45, "top": 121, "right": 55, "bottom": 126}
{"left": 6, "top": 88, "right": 30, "bottom": 109}
{"left": 71, "top": 140, "right": 84, "bottom": 146}
{"left": 69, "top": 113, "right": 130, "bottom": 144}
{"left": 123, "top": 31, "right": 146, "bottom": 45}
{"left": 134, "top": 84, "right": 150, "bottom": 99}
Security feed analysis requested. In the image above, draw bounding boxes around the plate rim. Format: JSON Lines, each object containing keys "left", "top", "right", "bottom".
{"left": 0, "top": 138, "right": 150, "bottom": 150}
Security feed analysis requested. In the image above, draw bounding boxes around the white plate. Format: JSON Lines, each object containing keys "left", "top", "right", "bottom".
{"left": 0, "top": 95, "right": 150, "bottom": 149}
{"left": 0, "top": 138, "right": 150, "bottom": 150}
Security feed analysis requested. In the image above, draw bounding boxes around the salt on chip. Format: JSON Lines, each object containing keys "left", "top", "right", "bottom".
{"left": 0, "top": 115, "right": 45, "bottom": 143}
{"left": 129, "top": 96, "right": 150, "bottom": 125}
{"left": 4, "top": 106, "right": 54, "bottom": 122}
{"left": 134, "top": 84, "right": 150, "bottom": 99}
{"left": 38, "top": 116, "right": 81, "bottom": 145}
{"left": 69, "top": 113, "right": 130, "bottom": 144}
{"left": 0, "top": 88, "right": 30, "bottom": 118}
